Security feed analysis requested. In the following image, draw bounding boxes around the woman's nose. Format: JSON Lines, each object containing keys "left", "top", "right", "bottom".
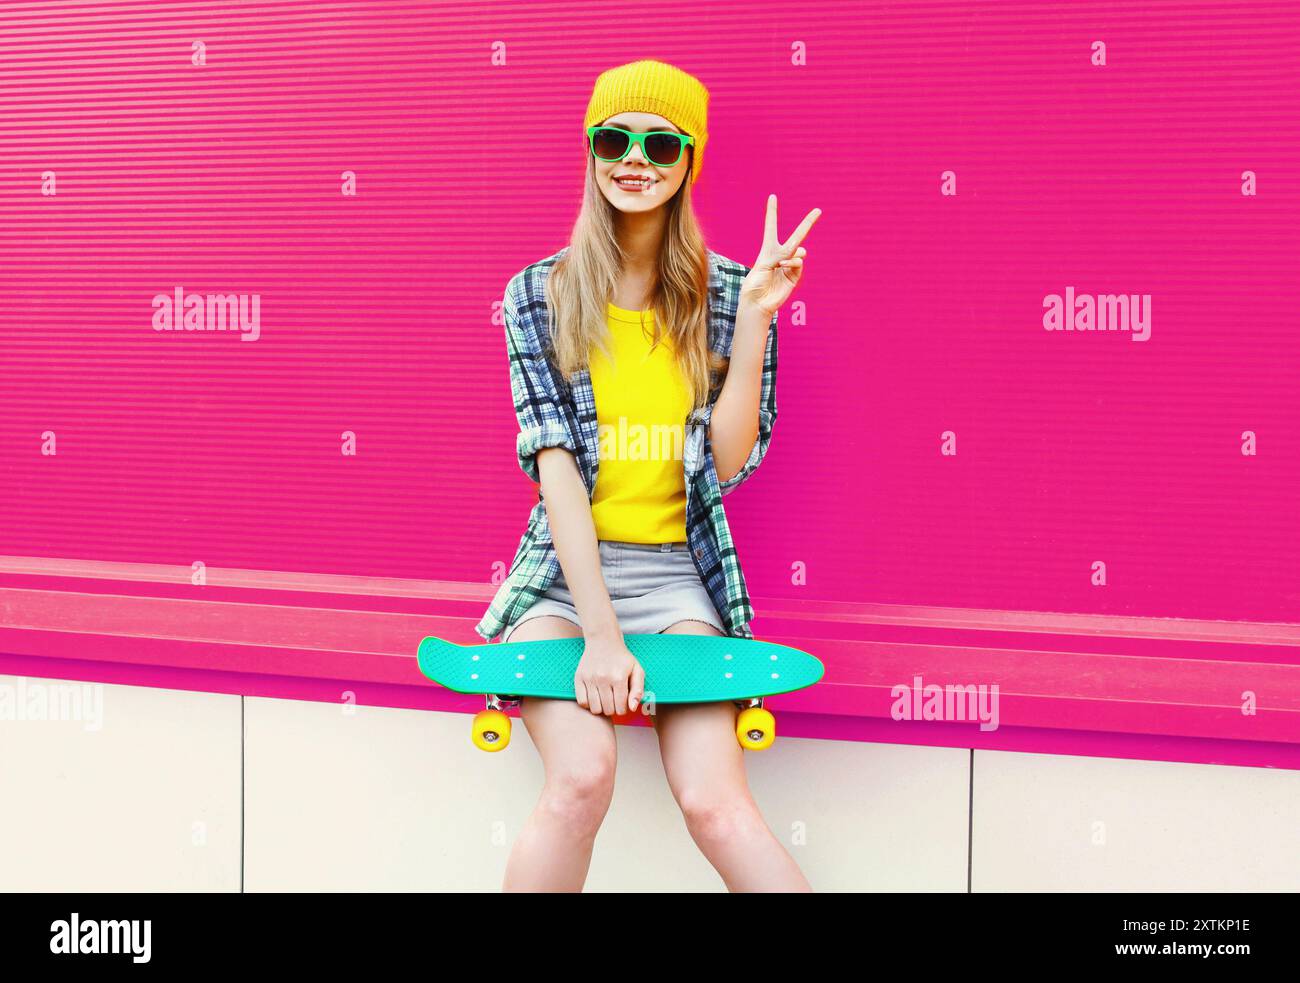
{"left": 624, "top": 142, "right": 649, "bottom": 165}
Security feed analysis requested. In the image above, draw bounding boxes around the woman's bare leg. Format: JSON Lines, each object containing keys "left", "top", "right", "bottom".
{"left": 651, "top": 619, "right": 812, "bottom": 892}
{"left": 501, "top": 615, "right": 618, "bottom": 892}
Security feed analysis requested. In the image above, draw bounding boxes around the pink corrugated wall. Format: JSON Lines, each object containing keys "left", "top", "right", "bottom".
{"left": 2, "top": 1, "right": 1297, "bottom": 621}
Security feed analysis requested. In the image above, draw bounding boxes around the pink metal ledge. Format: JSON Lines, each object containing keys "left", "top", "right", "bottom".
{"left": 0, "top": 556, "right": 1297, "bottom": 771}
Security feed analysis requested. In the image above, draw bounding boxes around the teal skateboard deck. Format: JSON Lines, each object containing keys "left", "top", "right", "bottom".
{"left": 417, "top": 633, "right": 824, "bottom": 751}
{"left": 418, "top": 633, "right": 824, "bottom": 704}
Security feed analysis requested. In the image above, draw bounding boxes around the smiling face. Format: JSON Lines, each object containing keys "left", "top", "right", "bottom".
{"left": 590, "top": 111, "right": 692, "bottom": 213}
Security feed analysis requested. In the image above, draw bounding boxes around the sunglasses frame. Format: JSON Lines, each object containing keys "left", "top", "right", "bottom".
{"left": 586, "top": 125, "right": 695, "bottom": 168}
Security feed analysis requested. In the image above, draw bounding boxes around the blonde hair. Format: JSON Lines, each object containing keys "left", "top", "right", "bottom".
{"left": 543, "top": 155, "right": 728, "bottom": 409}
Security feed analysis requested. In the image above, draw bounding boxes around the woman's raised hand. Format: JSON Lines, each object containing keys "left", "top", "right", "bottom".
{"left": 740, "top": 194, "right": 822, "bottom": 317}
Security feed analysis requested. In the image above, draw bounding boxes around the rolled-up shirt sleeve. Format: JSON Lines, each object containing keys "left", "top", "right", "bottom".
{"left": 718, "top": 309, "right": 779, "bottom": 495}
{"left": 503, "top": 274, "right": 577, "bottom": 484}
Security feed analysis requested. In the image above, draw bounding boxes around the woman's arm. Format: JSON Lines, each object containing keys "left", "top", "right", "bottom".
{"left": 536, "top": 446, "right": 617, "bottom": 638}
{"left": 711, "top": 194, "right": 820, "bottom": 487}
{"left": 501, "top": 271, "right": 644, "bottom": 714}
{"left": 536, "top": 446, "right": 646, "bottom": 716}
{"left": 708, "top": 302, "right": 774, "bottom": 484}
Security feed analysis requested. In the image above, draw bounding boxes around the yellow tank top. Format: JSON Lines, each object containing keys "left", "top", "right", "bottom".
{"left": 588, "top": 302, "right": 692, "bottom": 544}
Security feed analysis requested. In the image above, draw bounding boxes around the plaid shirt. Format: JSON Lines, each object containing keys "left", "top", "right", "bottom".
{"left": 474, "top": 245, "right": 778, "bottom": 642}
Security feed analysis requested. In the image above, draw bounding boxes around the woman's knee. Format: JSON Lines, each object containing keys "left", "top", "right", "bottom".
{"left": 540, "top": 755, "right": 617, "bottom": 829}
{"left": 675, "top": 785, "right": 759, "bottom": 844}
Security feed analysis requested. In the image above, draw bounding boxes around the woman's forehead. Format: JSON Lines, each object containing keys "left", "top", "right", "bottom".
{"left": 601, "top": 111, "right": 680, "bottom": 133}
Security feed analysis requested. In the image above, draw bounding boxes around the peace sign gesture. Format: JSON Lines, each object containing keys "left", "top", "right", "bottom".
{"left": 739, "top": 194, "right": 822, "bottom": 317}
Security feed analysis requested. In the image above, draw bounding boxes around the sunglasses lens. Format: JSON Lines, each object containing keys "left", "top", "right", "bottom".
{"left": 645, "top": 132, "right": 684, "bottom": 166}
{"left": 591, "top": 128, "right": 629, "bottom": 161}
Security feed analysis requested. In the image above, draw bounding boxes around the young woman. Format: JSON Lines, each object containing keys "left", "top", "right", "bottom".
{"left": 475, "top": 60, "right": 820, "bottom": 892}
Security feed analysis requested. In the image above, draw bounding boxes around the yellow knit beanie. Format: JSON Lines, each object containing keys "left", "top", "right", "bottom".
{"left": 583, "top": 60, "right": 710, "bottom": 184}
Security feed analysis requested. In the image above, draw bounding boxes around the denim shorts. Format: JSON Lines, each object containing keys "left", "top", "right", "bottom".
{"left": 501, "top": 540, "right": 724, "bottom": 643}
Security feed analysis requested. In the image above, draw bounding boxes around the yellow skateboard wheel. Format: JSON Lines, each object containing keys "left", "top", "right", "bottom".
{"left": 472, "top": 709, "right": 511, "bottom": 752}
{"left": 736, "top": 707, "right": 775, "bottom": 750}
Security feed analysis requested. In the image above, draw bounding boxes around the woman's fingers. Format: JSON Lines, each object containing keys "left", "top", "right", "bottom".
{"left": 763, "top": 193, "right": 779, "bottom": 248}
{"left": 781, "top": 208, "right": 822, "bottom": 252}
{"left": 763, "top": 196, "right": 823, "bottom": 251}
{"left": 762, "top": 245, "right": 805, "bottom": 272}
{"left": 629, "top": 662, "right": 645, "bottom": 711}
{"left": 583, "top": 679, "right": 604, "bottom": 715}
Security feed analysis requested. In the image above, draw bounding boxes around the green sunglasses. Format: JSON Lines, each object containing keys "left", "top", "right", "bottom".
{"left": 586, "top": 125, "right": 695, "bottom": 168}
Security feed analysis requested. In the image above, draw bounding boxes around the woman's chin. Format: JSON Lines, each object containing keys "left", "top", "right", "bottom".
{"left": 604, "top": 191, "right": 666, "bottom": 213}
{"left": 612, "top": 204, "right": 657, "bottom": 215}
